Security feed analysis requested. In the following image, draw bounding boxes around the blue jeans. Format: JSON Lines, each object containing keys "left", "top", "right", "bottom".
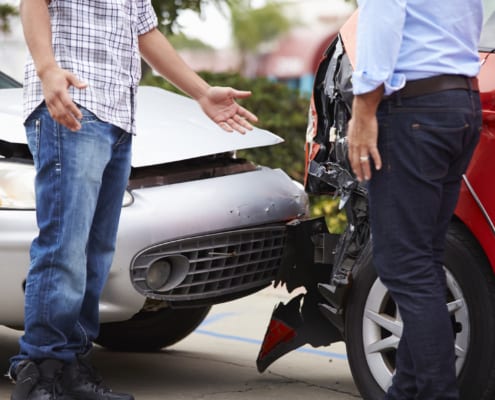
{"left": 368, "top": 88, "right": 481, "bottom": 400}
{"left": 11, "top": 104, "right": 132, "bottom": 369}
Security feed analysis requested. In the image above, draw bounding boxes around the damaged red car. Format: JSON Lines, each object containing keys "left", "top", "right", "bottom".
{"left": 256, "top": 5, "right": 495, "bottom": 400}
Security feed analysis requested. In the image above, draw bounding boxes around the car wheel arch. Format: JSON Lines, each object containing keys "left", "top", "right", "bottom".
{"left": 342, "top": 220, "right": 495, "bottom": 400}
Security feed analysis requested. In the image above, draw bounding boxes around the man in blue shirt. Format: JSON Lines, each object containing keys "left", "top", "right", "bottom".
{"left": 347, "top": 1, "right": 483, "bottom": 399}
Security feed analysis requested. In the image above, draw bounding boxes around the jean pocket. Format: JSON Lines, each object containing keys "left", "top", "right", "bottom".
{"left": 77, "top": 105, "right": 99, "bottom": 125}
{"left": 411, "top": 121, "right": 469, "bottom": 180}
{"left": 25, "top": 117, "right": 41, "bottom": 168}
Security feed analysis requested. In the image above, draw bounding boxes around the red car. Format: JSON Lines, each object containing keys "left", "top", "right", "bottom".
{"left": 256, "top": 6, "right": 495, "bottom": 400}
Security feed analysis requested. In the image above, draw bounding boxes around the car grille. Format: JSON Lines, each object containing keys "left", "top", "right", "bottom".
{"left": 130, "top": 225, "right": 287, "bottom": 305}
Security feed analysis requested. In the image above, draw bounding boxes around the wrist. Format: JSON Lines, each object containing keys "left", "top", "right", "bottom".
{"left": 36, "top": 61, "right": 59, "bottom": 80}
{"left": 352, "top": 85, "right": 384, "bottom": 116}
{"left": 192, "top": 82, "right": 211, "bottom": 102}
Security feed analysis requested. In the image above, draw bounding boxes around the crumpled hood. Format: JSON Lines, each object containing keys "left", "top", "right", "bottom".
{"left": 0, "top": 86, "right": 283, "bottom": 167}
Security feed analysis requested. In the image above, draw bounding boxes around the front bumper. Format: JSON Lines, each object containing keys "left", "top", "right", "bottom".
{"left": 101, "top": 167, "right": 308, "bottom": 321}
{"left": 0, "top": 167, "right": 308, "bottom": 326}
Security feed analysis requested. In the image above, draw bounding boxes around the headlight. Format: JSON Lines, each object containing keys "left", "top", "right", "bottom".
{"left": 0, "top": 160, "right": 134, "bottom": 209}
{"left": 122, "top": 189, "right": 134, "bottom": 207}
{"left": 0, "top": 161, "right": 36, "bottom": 209}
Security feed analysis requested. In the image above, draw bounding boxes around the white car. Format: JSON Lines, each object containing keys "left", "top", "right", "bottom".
{"left": 0, "top": 71, "right": 309, "bottom": 351}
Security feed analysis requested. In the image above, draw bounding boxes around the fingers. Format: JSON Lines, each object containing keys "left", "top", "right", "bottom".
{"left": 230, "top": 89, "right": 252, "bottom": 99}
{"left": 370, "top": 146, "right": 382, "bottom": 171}
{"left": 215, "top": 106, "right": 257, "bottom": 135}
{"left": 349, "top": 145, "right": 382, "bottom": 182}
{"left": 44, "top": 71, "right": 87, "bottom": 131}
{"left": 347, "top": 113, "right": 381, "bottom": 182}
{"left": 349, "top": 148, "right": 368, "bottom": 182}
{"left": 229, "top": 88, "right": 257, "bottom": 123}
{"left": 237, "top": 106, "right": 258, "bottom": 124}
{"left": 218, "top": 116, "right": 246, "bottom": 135}
{"left": 356, "top": 154, "right": 371, "bottom": 182}
{"left": 46, "top": 94, "right": 83, "bottom": 131}
{"left": 218, "top": 121, "right": 234, "bottom": 133}
{"left": 68, "top": 75, "right": 88, "bottom": 90}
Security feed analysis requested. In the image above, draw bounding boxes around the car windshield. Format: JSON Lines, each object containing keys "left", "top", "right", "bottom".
{"left": 0, "top": 71, "right": 22, "bottom": 89}
{"left": 480, "top": 0, "right": 495, "bottom": 50}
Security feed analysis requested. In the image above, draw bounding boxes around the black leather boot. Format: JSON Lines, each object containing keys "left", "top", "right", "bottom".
{"left": 11, "top": 359, "right": 71, "bottom": 400}
{"left": 62, "top": 354, "right": 134, "bottom": 400}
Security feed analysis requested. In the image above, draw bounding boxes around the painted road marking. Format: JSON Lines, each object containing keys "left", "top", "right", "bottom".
{"left": 197, "top": 312, "right": 348, "bottom": 361}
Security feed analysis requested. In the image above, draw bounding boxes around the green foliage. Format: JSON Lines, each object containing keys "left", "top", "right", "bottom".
{"left": 230, "top": 1, "right": 292, "bottom": 53}
{"left": 151, "top": 0, "right": 232, "bottom": 34}
{"left": 167, "top": 32, "right": 213, "bottom": 50}
{"left": 311, "top": 196, "right": 347, "bottom": 234}
{"left": 151, "top": 0, "right": 202, "bottom": 34}
{"left": 0, "top": 4, "right": 18, "bottom": 33}
{"left": 141, "top": 71, "right": 346, "bottom": 233}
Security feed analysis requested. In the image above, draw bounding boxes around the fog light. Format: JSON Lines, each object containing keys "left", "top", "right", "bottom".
{"left": 146, "top": 255, "right": 190, "bottom": 292}
{"left": 146, "top": 260, "right": 172, "bottom": 291}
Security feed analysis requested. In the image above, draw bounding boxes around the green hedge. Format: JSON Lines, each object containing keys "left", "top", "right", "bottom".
{"left": 141, "top": 71, "right": 346, "bottom": 233}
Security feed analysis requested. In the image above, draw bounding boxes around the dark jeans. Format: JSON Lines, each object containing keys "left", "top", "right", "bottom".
{"left": 368, "top": 88, "right": 482, "bottom": 400}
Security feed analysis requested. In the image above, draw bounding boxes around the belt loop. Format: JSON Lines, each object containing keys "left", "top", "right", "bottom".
{"left": 395, "top": 91, "right": 402, "bottom": 107}
{"left": 467, "top": 77, "right": 479, "bottom": 93}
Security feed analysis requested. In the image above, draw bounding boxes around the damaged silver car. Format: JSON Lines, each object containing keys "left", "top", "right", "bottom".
{"left": 0, "top": 71, "right": 309, "bottom": 351}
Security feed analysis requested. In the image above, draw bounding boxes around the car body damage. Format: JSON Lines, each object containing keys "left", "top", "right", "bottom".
{"left": 0, "top": 78, "right": 309, "bottom": 352}
{"left": 256, "top": 7, "right": 495, "bottom": 400}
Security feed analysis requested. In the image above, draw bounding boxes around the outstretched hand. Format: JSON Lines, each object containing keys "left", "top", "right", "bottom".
{"left": 197, "top": 86, "right": 258, "bottom": 134}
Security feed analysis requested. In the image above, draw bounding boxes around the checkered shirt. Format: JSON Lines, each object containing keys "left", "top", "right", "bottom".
{"left": 23, "top": 0, "right": 158, "bottom": 134}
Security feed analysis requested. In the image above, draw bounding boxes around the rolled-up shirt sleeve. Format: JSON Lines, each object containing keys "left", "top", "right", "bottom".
{"left": 352, "top": 0, "right": 407, "bottom": 95}
{"left": 137, "top": 0, "right": 158, "bottom": 35}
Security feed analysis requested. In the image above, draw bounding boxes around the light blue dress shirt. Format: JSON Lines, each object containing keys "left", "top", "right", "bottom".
{"left": 352, "top": 0, "right": 483, "bottom": 95}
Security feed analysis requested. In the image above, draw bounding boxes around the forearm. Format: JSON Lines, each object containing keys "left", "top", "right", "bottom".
{"left": 139, "top": 28, "right": 210, "bottom": 101}
{"left": 20, "top": 0, "right": 57, "bottom": 78}
{"left": 351, "top": 85, "right": 384, "bottom": 119}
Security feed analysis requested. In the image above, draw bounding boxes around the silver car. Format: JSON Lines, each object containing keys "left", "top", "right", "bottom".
{"left": 0, "top": 71, "right": 309, "bottom": 351}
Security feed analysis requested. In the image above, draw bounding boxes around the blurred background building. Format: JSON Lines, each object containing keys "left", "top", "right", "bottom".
{"left": 177, "top": 0, "right": 353, "bottom": 94}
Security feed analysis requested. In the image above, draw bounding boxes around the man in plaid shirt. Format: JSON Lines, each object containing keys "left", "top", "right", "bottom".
{"left": 10, "top": 1, "right": 258, "bottom": 399}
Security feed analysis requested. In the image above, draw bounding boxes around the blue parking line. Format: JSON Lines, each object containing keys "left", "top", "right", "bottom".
{"left": 196, "top": 313, "right": 348, "bottom": 361}
{"left": 199, "top": 312, "right": 238, "bottom": 326}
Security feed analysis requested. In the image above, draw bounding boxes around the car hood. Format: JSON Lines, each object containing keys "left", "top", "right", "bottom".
{"left": 0, "top": 86, "right": 283, "bottom": 167}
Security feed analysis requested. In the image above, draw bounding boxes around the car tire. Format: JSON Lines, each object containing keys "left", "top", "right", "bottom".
{"left": 96, "top": 306, "right": 211, "bottom": 352}
{"left": 344, "top": 221, "right": 495, "bottom": 400}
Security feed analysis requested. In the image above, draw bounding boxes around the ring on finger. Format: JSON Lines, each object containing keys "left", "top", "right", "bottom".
{"left": 359, "top": 155, "right": 369, "bottom": 162}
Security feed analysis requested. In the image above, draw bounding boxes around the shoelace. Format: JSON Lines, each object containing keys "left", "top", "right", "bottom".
{"left": 77, "top": 359, "right": 111, "bottom": 393}
{"left": 38, "top": 372, "right": 64, "bottom": 399}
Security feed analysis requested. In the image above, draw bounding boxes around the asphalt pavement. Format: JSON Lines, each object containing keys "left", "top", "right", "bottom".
{"left": 0, "top": 286, "right": 361, "bottom": 399}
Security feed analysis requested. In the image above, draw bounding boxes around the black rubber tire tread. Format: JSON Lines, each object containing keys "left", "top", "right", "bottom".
{"left": 448, "top": 222, "right": 495, "bottom": 400}
{"left": 344, "top": 245, "right": 384, "bottom": 400}
{"left": 344, "top": 221, "right": 495, "bottom": 400}
{"left": 96, "top": 306, "right": 211, "bottom": 352}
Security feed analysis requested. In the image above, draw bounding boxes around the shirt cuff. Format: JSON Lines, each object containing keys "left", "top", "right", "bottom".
{"left": 352, "top": 70, "right": 406, "bottom": 96}
{"left": 137, "top": 1, "right": 159, "bottom": 35}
